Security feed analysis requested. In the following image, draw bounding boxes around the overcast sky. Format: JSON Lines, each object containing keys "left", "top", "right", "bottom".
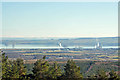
{"left": 2, "top": 2, "right": 118, "bottom": 38}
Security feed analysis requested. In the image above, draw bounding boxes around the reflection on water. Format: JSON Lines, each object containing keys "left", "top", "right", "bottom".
{"left": 0, "top": 44, "right": 119, "bottom": 49}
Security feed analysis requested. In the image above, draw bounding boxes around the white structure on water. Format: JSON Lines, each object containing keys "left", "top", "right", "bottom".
{"left": 58, "top": 42, "right": 70, "bottom": 50}
{"left": 95, "top": 38, "right": 102, "bottom": 49}
{"left": 58, "top": 42, "right": 63, "bottom": 50}
{"left": 59, "top": 42, "right": 62, "bottom": 47}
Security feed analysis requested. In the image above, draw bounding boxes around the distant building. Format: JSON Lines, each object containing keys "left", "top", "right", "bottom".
{"left": 74, "top": 46, "right": 83, "bottom": 51}
{"left": 58, "top": 42, "right": 63, "bottom": 50}
{"left": 59, "top": 42, "right": 62, "bottom": 47}
{"left": 58, "top": 42, "right": 70, "bottom": 50}
{"left": 95, "top": 42, "right": 102, "bottom": 49}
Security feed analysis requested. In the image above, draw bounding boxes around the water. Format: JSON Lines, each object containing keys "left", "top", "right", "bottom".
{"left": 0, "top": 44, "right": 119, "bottom": 49}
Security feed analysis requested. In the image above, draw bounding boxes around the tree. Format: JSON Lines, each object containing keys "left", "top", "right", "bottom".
{"left": 2, "top": 53, "right": 12, "bottom": 78}
{"left": 2, "top": 53, "right": 27, "bottom": 79}
{"left": 109, "top": 70, "right": 119, "bottom": 80}
{"left": 64, "top": 59, "right": 83, "bottom": 80}
{"left": 16, "top": 58, "right": 27, "bottom": 76}
{"left": 9, "top": 60, "right": 20, "bottom": 78}
{"left": 48, "top": 62, "right": 62, "bottom": 79}
{"left": 93, "top": 70, "right": 108, "bottom": 80}
{"left": 32, "top": 56, "right": 49, "bottom": 80}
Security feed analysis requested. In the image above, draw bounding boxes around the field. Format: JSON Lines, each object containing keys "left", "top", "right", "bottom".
{"left": 1, "top": 48, "right": 119, "bottom": 77}
{"left": 1, "top": 48, "right": 119, "bottom": 62}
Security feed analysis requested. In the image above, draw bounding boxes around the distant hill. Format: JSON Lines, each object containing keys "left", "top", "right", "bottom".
{"left": 1, "top": 37, "right": 119, "bottom": 46}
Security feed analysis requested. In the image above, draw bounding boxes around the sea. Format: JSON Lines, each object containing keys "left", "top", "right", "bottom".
{"left": 0, "top": 44, "right": 119, "bottom": 49}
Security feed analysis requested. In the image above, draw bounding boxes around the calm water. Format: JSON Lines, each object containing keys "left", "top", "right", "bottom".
{"left": 0, "top": 44, "right": 119, "bottom": 49}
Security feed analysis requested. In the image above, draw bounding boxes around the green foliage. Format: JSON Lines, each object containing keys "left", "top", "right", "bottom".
{"left": 24, "top": 64, "right": 33, "bottom": 75}
{"left": 96, "top": 70, "right": 108, "bottom": 80}
{"left": 43, "top": 56, "right": 46, "bottom": 60}
{"left": 32, "top": 56, "right": 49, "bottom": 80}
{"left": 109, "top": 70, "right": 119, "bottom": 80}
{"left": 64, "top": 59, "right": 83, "bottom": 79}
{"left": 16, "top": 58, "right": 27, "bottom": 76}
{"left": 2, "top": 53, "right": 11, "bottom": 78}
{"left": 2, "top": 53, "right": 27, "bottom": 79}
{"left": 48, "top": 62, "right": 62, "bottom": 79}
{"left": 1, "top": 53, "right": 120, "bottom": 80}
{"left": 9, "top": 60, "right": 20, "bottom": 78}
{"left": 87, "top": 70, "right": 120, "bottom": 80}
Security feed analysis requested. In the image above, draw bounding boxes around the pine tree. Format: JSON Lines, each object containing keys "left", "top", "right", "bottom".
{"left": 95, "top": 70, "right": 108, "bottom": 80}
{"left": 2, "top": 53, "right": 12, "bottom": 78}
{"left": 109, "top": 70, "right": 119, "bottom": 80}
{"left": 64, "top": 59, "right": 83, "bottom": 80}
{"left": 48, "top": 62, "right": 62, "bottom": 79}
{"left": 16, "top": 58, "right": 27, "bottom": 76}
{"left": 10, "top": 60, "right": 20, "bottom": 78}
{"left": 2, "top": 53, "right": 27, "bottom": 79}
{"left": 32, "top": 56, "right": 49, "bottom": 80}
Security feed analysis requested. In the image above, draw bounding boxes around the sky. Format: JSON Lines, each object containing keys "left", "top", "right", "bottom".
{"left": 1, "top": 0, "right": 119, "bottom": 2}
{"left": 2, "top": 2, "right": 118, "bottom": 38}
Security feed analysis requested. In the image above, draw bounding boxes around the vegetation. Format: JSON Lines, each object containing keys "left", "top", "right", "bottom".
{"left": 1, "top": 53, "right": 120, "bottom": 80}
{"left": 32, "top": 56, "right": 49, "bottom": 80}
{"left": 2, "top": 53, "right": 27, "bottom": 79}
{"left": 48, "top": 62, "right": 62, "bottom": 79}
{"left": 63, "top": 59, "right": 83, "bottom": 80}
